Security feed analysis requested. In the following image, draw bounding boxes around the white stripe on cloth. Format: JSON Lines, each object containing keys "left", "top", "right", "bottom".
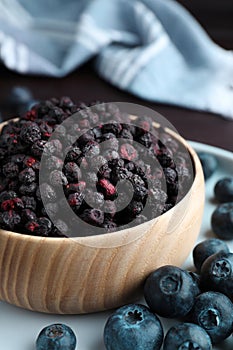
{"left": 134, "top": 1, "right": 163, "bottom": 43}
{"left": 111, "top": 48, "right": 141, "bottom": 83}
{"left": 98, "top": 47, "right": 132, "bottom": 79}
{"left": 119, "top": 34, "right": 169, "bottom": 88}
{"left": 74, "top": 14, "right": 111, "bottom": 52}
{"left": 3, "top": 0, "right": 32, "bottom": 20}
{"left": 17, "top": 43, "right": 29, "bottom": 73}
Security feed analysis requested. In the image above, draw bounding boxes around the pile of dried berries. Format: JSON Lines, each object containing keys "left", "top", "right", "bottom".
{"left": 0, "top": 98, "right": 194, "bottom": 237}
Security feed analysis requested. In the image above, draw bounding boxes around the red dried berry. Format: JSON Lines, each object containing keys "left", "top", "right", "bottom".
{"left": 120, "top": 144, "right": 138, "bottom": 161}
{"left": 98, "top": 179, "right": 117, "bottom": 199}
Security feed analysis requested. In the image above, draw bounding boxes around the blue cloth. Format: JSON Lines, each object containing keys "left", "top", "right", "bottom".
{"left": 0, "top": 0, "right": 233, "bottom": 119}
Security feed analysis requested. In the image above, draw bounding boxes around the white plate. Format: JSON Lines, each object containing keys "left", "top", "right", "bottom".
{"left": 0, "top": 141, "right": 233, "bottom": 350}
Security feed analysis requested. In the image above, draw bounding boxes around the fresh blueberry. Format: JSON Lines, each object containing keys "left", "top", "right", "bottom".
{"left": 197, "top": 153, "right": 217, "bottom": 180}
{"left": 188, "top": 271, "right": 201, "bottom": 295}
{"left": 190, "top": 291, "right": 233, "bottom": 344}
{"left": 211, "top": 203, "right": 233, "bottom": 240}
{"left": 214, "top": 177, "right": 233, "bottom": 203}
{"left": 36, "top": 323, "right": 76, "bottom": 350}
{"left": 163, "top": 323, "right": 212, "bottom": 350}
{"left": 193, "top": 239, "right": 229, "bottom": 272}
{"left": 200, "top": 251, "right": 233, "bottom": 300}
{"left": 103, "top": 303, "right": 163, "bottom": 350}
{"left": 144, "top": 265, "right": 199, "bottom": 318}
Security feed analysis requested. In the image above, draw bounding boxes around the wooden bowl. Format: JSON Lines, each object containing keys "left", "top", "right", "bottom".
{"left": 0, "top": 121, "right": 205, "bottom": 314}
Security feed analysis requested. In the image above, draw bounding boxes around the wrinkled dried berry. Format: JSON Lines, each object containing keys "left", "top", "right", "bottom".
{"left": 20, "top": 122, "right": 41, "bottom": 144}
{"left": 49, "top": 170, "right": 68, "bottom": 187}
{"left": 19, "top": 168, "right": 36, "bottom": 184}
{"left": 80, "top": 208, "right": 104, "bottom": 226}
{"left": 2, "top": 162, "right": 19, "bottom": 179}
{"left": 64, "top": 162, "right": 82, "bottom": 182}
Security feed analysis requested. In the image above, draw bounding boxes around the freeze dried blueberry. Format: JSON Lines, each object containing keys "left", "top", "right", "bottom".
{"left": 0, "top": 177, "right": 9, "bottom": 192}
{"left": 144, "top": 265, "right": 199, "bottom": 318}
{"left": 104, "top": 304, "right": 163, "bottom": 350}
{"left": 39, "top": 121, "right": 53, "bottom": 139}
{"left": 20, "top": 122, "right": 41, "bottom": 144}
{"left": 86, "top": 172, "right": 98, "bottom": 187}
{"left": 42, "top": 202, "right": 58, "bottom": 218}
{"left": 103, "top": 200, "right": 116, "bottom": 217}
{"left": 19, "top": 168, "right": 36, "bottom": 184}
{"left": 65, "top": 182, "right": 86, "bottom": 195}
{"left": 78, "top": 129, "right": 95, "bottom": 145}
{"left": 163, "top": 167, "right": 177, "bottom": 184}
{"left": 64, "top": 162, "right": 82, "bottom": 182}
{"left": 44, "top": 156, "right": 63, "bottom": 170}
{"left": 31, "top": 139, "right": 47, "bottom": 157}
{"left": 133, "top": 185, "right": 148, "bottom": 201}
{"left": 97, "top": 163, "right": 111, "bottom": 179}
{"left": 44, "top": 139, "right": 63, "bottom": 156}
{"left": 126, "top": 200, "right": 144, "bottom": 217}
{"left": 111, "top": 167, "right": 132, "bottom": 184}
{"left": 68, "top": 192, "right": 84, "bottom": 210}
{"left": 1, "top": 199, "right": 18, "bottom": 211}
{"left": 65, "top": 146, "right": 81, "bottom": 162}
{"left": 85, "top": 190, "right": 104, "bottom": 208}
{"left": 119, "top": 128, "right": 133, "bottom": 141}
{"left": 0, "top": 191, "right": 17, "bottom": 204}
{"left": 108, "top": 158, "right": 124, "bottom": 170}
{"left": 200, "top": 251, "right": 233, "bottom": 301}
{"left": 21, "top": 209, "right": 37, "bottom": 223}
{"left": 90, "top": 155, "right": 107, "bottom": 172}
{"left": 137, "top": 132, "right": 152, "bottom": 148}
{"left": 211, "top": 203, "right": 233, "bottom": 240}
{"left": 102, "top": 121, "right": 122, "bottom": 136}
{"left": 190, "top": 291, "right": 233, "bottom": 344}
{"left": 193, "top": 238, "right": 229, "bottom": 272}
{"left": 198, "top": 152, "right": 217, "bottom": 180}
{"left": 149, "top": 188, "right": 167, "bottom": 204}
{"left": 36, "top": 323, "right": 76, "bottom": 350}
{"left": 103, "top": 149, "right": 119, "bottom": 161}
{"left": 97, "top": 179, "right": 117, "bottom": 199}
{"left": 1, "top": 210, "right": 21, "bottom": 229}
{"left": 21, "top": 196, "right": 37, "bottom": 211}
{"left": 39, "top": 183, "right": 57, "bottom": 202}
{"left": 53, "top": 219, "right": 69, "bottom": 236}
{"left": 34, "top": 217, "right": 52, "bottom": 236}
{"left": 120, "top": 143, "right": 138, "bottom": 161}
{"left": 80, "top": 208, "right": 104, "bottom": 226}
{"left": 59, "top": 96, "right": 74, "bottom": 108}
{"left": 156, "top": 147, "right": 174, "bottom": 168}
{"left": 49, "top": 170, "right": 68, "bottom": 187}
{"left": 19, "top": 182, "right": 37, "bottom": 195}
{"left": 101, "top": 136, "right": 119, "bottom": 150}
{"left": 163, "top": 323, "right": 212, "bottom": 350}
{"left": 2, "top": 162, "right": 19, "bottom": 179}
{"left": 23, "top": 156, "right": 37, "bottom": 168}
{"left": 131, "top": 174, "right": 145, "bottom": 187}
{"left": 102, "top": 220, "right": 117, "bottom": 232}
{"left": 214, "top": 177, "right": 233, "bottom": 203}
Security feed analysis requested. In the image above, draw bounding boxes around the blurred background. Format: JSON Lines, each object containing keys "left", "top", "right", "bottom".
{"left": 0, "top": 0, "right": 233, "bottom": 151}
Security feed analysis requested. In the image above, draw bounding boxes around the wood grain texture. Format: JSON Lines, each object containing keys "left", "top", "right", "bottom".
{"left": 0, "top": 122, "right": 205, "bottom": 314}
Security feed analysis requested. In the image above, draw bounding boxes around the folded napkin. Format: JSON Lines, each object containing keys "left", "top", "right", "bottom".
{"left": 0, "top": 0, "right": 233, "bottom": 119}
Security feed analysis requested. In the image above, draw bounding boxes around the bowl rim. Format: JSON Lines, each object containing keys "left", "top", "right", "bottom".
{"left": 0, "top": 119, "right": 203, "bottom": 245}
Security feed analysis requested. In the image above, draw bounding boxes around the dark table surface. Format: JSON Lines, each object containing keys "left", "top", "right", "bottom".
{"left": 0, "top": 1, "right": 232, "bottom": 152}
